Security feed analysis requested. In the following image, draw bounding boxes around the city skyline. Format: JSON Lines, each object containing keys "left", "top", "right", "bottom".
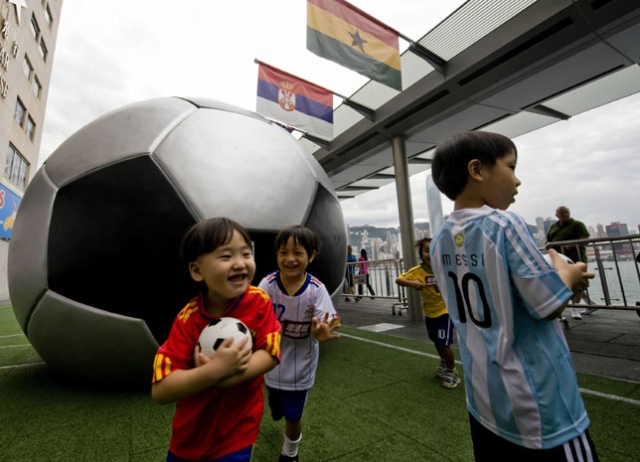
{"left": 347, "top": 218, "right": 636, "bottom": 263}
{"left": 346, "top": 216, "right": 637, "bottom": 236}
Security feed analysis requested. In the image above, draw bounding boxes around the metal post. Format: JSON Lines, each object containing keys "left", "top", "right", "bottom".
{"left": 392, "top": 136, "right": 422, "bottom": 321}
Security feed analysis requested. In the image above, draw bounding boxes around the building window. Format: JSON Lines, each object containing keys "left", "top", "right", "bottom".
{"left": 26, "top": 116, "right": 36, "bottom": 141}
{"left": 45, "top": 4, "right": 53, "bottom": 28}
{"left": 30, "top": 14, "right": 41, "bottom": 41}
{"left": 5, "top": 144, "right": 30, "bottom": 190}
{"left": 32, "top": 74, "right": 41, "bottom": 98}
{"left": 14, "top": 98, "right": 26, "bottom": 126}
{"left": 39, "top": 39, "right": 48, "bottom": 62}
{"left": 23, "top": 55, "right": 33, "bottom": 80}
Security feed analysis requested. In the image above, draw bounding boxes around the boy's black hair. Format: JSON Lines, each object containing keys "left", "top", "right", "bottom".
{"left": 180, "top": 217, "right": 252, "bottom": 265}
{"left": 415, "top": 237, "right": 431, "bottom": 260}
{"left": 431, "top": 131, "right": 517, "bottom": 201}
{"left": 416, "top": 237, "right": 432, "bottom": 250}
{"left": 274, "top": 225, "right": 319, "bottom": 258}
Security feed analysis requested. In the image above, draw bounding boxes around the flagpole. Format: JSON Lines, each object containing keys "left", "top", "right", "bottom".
{"left": 260, "top": 115, "right": 332, "bottom": 148}
{"left": 333, "top": 94, "right": 375, "bottom": 121}
{"left": 394, "top": 33, "right": 447, "bottom": 74}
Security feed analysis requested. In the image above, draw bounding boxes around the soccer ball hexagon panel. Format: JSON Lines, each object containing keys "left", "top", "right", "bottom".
{"left": 8, "top": 97, "right": 346, "bottom": 386}
{"left": 198, "top": 317, "right": 253, "bottom": 358}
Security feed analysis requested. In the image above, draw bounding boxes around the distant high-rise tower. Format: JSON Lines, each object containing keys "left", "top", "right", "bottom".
{"left": 426, "top": 172, "right": 443, "bottom": 237}
{"left": 543, "top": 217, "right": 556, "bottom": 235}
{"left": 605, "top": 222, "right": 631, "bottom": 257}
{"left": 606, "top": 222, "right": 629, "bottom": 237}
{"left": 533, "top": 216, "right": 547, "bottom": 247}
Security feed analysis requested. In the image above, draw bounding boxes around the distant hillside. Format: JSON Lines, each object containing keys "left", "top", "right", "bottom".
{"left": 348, "top": 221, "right": 537, "bottom": 244}
{"left": 348, "top": 222, "right": 431, "bottom": 242}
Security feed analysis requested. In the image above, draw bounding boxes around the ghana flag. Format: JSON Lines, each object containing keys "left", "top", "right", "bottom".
{"left": 307, "top": 0, "right": 401, "bottom": 91}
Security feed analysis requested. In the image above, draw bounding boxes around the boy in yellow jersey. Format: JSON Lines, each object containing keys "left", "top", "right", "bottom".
{"left": 396, "top": 237, "right": 459, "bottom": 388}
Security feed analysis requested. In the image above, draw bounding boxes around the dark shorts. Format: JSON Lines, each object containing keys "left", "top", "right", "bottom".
{"left": 167, "top": 445, "right": 253, "bottom": 462}
{"left": 267, "top": 387, "right": 309, "bottom": 423}
{"left": 469, "top": 413, "right": 599, "bottom": 461}
{"left": 424, "top": 313, "right": 455, "bottom": 347}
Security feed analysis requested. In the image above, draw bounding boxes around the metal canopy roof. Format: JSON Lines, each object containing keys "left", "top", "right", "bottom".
{"left": 299, "top": 0, "right": 640, "bottom": 200}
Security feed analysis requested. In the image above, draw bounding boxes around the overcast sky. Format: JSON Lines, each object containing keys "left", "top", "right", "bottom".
{"left": 40, "top": 0, "right": 640, "bottom": 233}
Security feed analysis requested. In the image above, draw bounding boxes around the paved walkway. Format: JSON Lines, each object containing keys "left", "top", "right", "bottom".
{"left": 335, "top": 297, "right": 640, "bottom": 383}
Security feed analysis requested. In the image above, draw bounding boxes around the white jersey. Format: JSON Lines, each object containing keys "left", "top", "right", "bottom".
{"left": 259, "top": 271, "right": 337, "bottom": 391}
{"left": 430, "top": 205, "right": 589, "bottom": 449}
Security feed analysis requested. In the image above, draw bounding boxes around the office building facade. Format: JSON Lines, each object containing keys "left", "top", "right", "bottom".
{"left": 0, "top": 0, "right": 63, "bottom": 301}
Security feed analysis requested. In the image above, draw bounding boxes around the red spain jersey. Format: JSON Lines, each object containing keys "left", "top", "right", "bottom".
{"left": 152, "top": 286, "right": 281, "bottom": 461}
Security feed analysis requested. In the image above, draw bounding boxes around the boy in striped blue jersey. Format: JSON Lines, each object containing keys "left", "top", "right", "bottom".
{"left": 429, "top": 131, "right": 598, "bottom": 461}
{"left": 259, "top": 225, "right": 341, "bottom": 462}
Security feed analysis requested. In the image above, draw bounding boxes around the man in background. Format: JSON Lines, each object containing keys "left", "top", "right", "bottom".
{"left": 546, "top": 206, "right": 596, "bottom": 318}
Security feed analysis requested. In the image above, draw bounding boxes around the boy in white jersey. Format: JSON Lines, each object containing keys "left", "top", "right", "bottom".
{"left": 429, "top": 131, "right": 598, "bottom": 461}
{"left": 258, "top": 225, "right": 341, "bottom": 462}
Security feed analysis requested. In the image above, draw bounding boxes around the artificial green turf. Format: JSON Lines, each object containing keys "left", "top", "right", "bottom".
{"left": 1, "top": 306, "right": 639, "bottom": 461}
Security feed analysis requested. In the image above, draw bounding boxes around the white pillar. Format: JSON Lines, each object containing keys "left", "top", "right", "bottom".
{"left": 426, "top": 172, "right": 444, "bottom": 237}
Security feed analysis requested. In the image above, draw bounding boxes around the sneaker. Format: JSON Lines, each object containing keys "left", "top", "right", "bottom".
{"left": 279, "top": 455, "right": 299, "bottom": 462}
{"left": 559, "top": 316, "right": 570, "bottom": 330}
{"left": 570, "top": 308, "right": 582, "bottom": 320}
{"left": 580, "top": 308, "right": 598, "bottom": 315}
{"left": 441, "top": 369, "right": 460, "bottom": 389}
{"left": 345, "top": 298, "right": 351, "bottom": 302}
{"left": 435, "top": 360, "right": 446, "bottom": 378}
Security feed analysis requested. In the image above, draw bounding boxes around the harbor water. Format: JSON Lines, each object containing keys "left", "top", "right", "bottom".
{"left": 587, "top": 259, "right": 640, "bottom": 307}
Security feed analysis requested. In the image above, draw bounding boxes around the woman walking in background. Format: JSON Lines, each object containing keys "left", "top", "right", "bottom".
{"left": 356, "top": 248, "right": 375, "bottom": 301}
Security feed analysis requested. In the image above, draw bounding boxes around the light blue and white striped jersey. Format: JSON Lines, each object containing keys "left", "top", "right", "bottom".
{"left": 259, "top": 271, "right": 337, "bottom": 391}
{"left": 430, "top": 205, "right": 589, "bottom": 449}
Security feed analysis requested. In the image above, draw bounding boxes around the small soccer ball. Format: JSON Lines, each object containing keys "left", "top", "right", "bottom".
{"left": 543, "top": 252, "right": 574, "bottom": 268}
{"left": 198, "top": 317, "right": 253, "bottom": 357}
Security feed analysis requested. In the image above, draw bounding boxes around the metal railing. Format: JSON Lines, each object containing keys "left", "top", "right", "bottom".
{"left": 544, "top": 234, "right": 640, "bottom": 313}
{"left": 342, "top": 258, "right": 409, "bottom": 314}
{"left": 342, "top": 234, "right": 640, "bottom": 317}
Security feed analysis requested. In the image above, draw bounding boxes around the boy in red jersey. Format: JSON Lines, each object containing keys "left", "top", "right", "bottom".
{"left": 152, "top": 217, "right": 281, "bottom": 462}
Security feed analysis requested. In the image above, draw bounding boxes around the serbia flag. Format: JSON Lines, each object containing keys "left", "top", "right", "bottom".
{"left": 256, "top": 62, "right": 333, "bottom": 141}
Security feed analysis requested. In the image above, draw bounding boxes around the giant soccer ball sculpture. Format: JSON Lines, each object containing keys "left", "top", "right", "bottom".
{"left": 8, "top": 97, "right": 346, "bottom": 386}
